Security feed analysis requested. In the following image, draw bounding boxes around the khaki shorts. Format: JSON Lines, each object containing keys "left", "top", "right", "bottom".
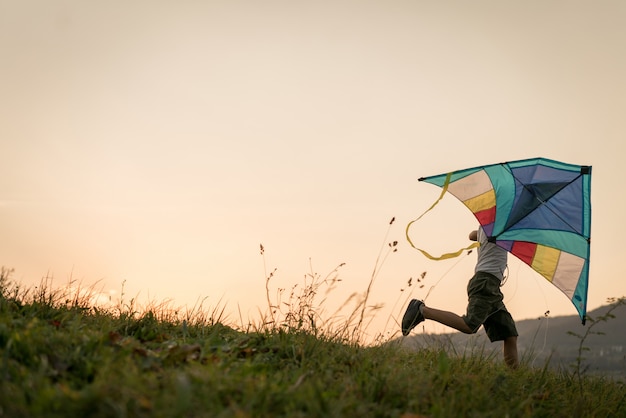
{"left": 462, "top": 272, "right": 518, "bottom": 342}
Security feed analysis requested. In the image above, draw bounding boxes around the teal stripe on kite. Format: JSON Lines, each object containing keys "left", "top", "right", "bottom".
{"left": 419, "top": 167, "right": 482, "bottom": 187}
{"left": 484, "top": 164, "right": 516, "bottom": 236}
{"left": 496, "top": 229, "right": 588, "bottom": 259}
{"left": 572, "top": 262, "right": 589, "bottom": 320}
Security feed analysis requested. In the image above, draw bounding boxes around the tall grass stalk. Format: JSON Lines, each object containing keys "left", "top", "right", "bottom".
{"left": 353, "top": 217, "right": 398, "bottom": 342}
{"left": 568, "top": 296, "right": 626, "bottom": 394}
{"left": 258, "top": 219, "right": 400, "bottom": 345}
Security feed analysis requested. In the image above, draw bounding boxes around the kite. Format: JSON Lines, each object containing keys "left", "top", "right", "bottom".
{"left": 406, "top": 157, "right": 592, "bottom": 324}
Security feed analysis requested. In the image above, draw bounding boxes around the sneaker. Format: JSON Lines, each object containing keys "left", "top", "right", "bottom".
{"left": 401, "top": 299, "right": 424, "bottom": 336}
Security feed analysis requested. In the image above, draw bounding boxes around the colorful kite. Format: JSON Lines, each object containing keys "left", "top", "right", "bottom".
{"left": 406, "top": 158, "right": 592, "bottom": 324}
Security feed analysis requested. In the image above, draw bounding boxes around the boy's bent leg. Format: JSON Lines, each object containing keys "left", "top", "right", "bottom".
{"left": 484, "top": 310, "right": 519, "bottom": 369}
{"left": 422, "top": 306, "right": 474, "bottom": 334}
{"left": 503, "top": 336, "right": 518, "bottom": 369}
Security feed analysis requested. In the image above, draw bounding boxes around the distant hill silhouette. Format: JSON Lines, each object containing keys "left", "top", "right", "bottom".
{"left": 400, "top": 301, "right": 626, "bottom": 379}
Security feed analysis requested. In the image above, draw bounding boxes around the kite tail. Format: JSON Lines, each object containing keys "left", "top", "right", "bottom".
{"left": 413, "top": 244, "right": 480, "bottom": 261}
{"left": 406, "top": 172, "right": 479, "bottom": 260}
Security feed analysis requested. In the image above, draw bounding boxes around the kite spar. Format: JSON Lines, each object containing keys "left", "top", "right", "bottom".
{"left": 406, "top": 158, "right": 592, "bottom": 324}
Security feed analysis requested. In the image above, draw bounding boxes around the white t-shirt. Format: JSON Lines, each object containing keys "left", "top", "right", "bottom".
{"left": 474, "top": 227, "right": 508, "bottom": 282}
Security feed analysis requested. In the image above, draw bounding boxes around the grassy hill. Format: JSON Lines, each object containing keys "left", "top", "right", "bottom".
{"left": 402, "top": 301, "right": 626, "bottom": 380}
{"left": 1, "top": 271, "right": 625, "bottom": 417}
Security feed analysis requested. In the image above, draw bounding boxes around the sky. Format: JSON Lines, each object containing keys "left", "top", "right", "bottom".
{"left": 2, "top": 0, "right": 625, "bottom": 342}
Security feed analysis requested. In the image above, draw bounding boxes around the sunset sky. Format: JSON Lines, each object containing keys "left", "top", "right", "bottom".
{"left": 2, "top": 1, "right": 625, "bottom": 341}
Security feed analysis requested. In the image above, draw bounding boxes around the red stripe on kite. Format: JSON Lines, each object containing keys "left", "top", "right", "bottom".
{"left": 475, "top": 206, "right": 496, "bottom": 225}
{"left": 511, "top": 241, "right": 537, "bottom": 265}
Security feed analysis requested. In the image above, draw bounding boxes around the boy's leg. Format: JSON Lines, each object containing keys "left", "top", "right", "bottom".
{"left": 422, "top": 306, "right": 474, "bottom": 334}
{"left": 503, "top": 336, "right": 518, "bottom": 369}
{"left": 484, "top": 310, "right": 519, "bottom": 369}
{"left": 405, "top": 273, "right": 497, "bottom": 336}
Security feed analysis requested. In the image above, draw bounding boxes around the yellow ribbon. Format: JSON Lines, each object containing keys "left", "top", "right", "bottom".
{"left": 406, "top": 172, "right": 480, "bottom": 260}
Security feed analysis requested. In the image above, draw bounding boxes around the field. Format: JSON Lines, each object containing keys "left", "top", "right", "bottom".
{"left": 1, "top": 266, "right": 625, "bottom": 418}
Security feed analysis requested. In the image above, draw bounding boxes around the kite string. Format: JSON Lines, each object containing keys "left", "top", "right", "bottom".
{"left": 529, "top": 263, "right": 551, "bottom": 357}
{"left": 507, "top": 259, "right": 550, "bottom": 366}
{"left": 502, "top": 262, "right": 550, "bottom": 363}
{"left": 404, "top": 170, "right": 478, "bottom": 303}
{"left": 422, "top": 250, "right": 473, "bottom": 303}
{"left": 391, "top": 250, "right": 472, "bottom": 331}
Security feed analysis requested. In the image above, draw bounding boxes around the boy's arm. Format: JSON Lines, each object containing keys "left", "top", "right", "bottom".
{"left": 469, "top": 230, "right": 478, "bottom": 241}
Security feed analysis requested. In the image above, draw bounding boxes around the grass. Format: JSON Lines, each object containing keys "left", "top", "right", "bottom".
{"left": 1, "top": 266, "right": 625, "bottom": 417}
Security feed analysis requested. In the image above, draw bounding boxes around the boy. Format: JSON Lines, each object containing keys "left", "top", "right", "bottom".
{"left": 401, "top": 227, "right": 519, "bottom": 369}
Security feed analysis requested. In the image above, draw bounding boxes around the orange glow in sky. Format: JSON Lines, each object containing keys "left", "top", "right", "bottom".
{"left": 2, "top": 1, "right": 625, "bottom": 341}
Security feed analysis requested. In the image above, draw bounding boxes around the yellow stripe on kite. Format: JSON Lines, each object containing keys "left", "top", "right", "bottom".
{"left": 463, "top": 189, "right": 496, "bottom": 214}
{"left": 531, "top": 245, "right": 560, "bottom": 281}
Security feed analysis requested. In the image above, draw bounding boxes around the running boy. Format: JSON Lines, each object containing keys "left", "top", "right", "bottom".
{"left": 401, "top": 227, "right": 519, "bottom": 369}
